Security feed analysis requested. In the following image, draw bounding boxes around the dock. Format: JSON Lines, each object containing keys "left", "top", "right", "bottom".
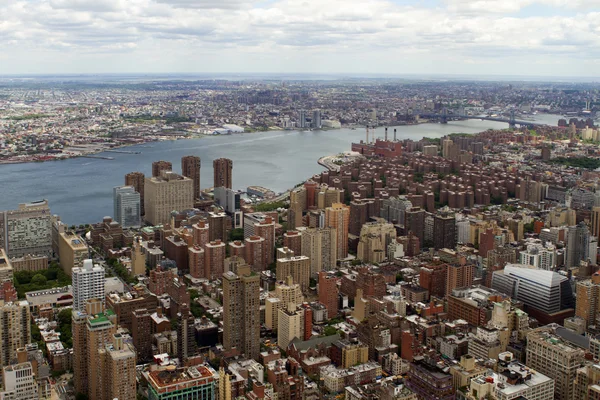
{"left": 81, "top": 155, "right": 115, "bottom": 160}
{"left": 104, "top": 150, "right": 141, "bottom": 154}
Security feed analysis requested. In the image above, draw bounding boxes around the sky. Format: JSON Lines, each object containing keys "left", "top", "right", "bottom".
{"left": 0, "top": 0, "right": 599, "bottom": 77}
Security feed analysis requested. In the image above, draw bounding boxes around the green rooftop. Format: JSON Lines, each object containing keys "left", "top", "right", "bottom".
{"left": 88, "top": 309, "right": 115, "bottom": 325}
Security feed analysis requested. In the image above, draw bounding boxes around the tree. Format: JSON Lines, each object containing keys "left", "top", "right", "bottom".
{"left": 31, "top": 274, "right": 47, "bottom": 286}
{"left": 323, "top": 326, "right": 338, "bottom": 336}
{"left": 229, "top": 228, "right": 244, "bottom": 241}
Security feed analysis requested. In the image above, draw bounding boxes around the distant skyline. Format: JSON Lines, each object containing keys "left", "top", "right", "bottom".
{"left": 1, "top": 0, "right": 599, "bottom": 77}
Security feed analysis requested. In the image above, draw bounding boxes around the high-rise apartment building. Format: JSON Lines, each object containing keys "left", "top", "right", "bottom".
{"left": 245, "top": 235, "right": 267, "bottom": 272}
{"left": 188, "top": 245, "right": 205, "bottom": 279}
{"left": 0, "top": 301, "right": 31, "bottom": 367}
{"left": 72, "top": 259, "right": 105, "bottom": 313}
{"left": 566, "top": 222, "right": 591, "bottom": 268}
{"left": 205, "top": 240, "right": 226, "bottom": 279}
{"left": 213, "top": 158, "right": 233, "bottom": 189}
{"left": 356, "top": 222, "right": 396, "bottom": 264}
{"left": 98, "top": 333, "right": 137, "bottom": 400}
{"left": 278, "top": 303, "right": 304, "bottom": 350}
{"left": 300, "top": 227, "right": 336, "bottom": 274}
{"left": 527, "top": 326, "right": 585, "bottom": 400}
{"left": 276, "top": 247, "right": 311, "bottom": 292}
{"left": 152, "top": 160, "right": 172, "bottom": 178}
{"left": 192, "top": 220, "right": 210, "bottom": 247}
{"left": 312, "top": 110, "right": 322, "bottom": 129}
{"left": 208, "top": 212, "right": 230, "bottom": 242}
{"left": 318, "top": 271, "right": 338, "bottom": 318}
{"left": 144, "top": 171, "right": 194, "bottom": 226}
{"left": 125, "top": 171, "right": 145, "bottom": 215}
{"left": 592, "top": 207, "right": 600, "bottom": 238}
{"left": 223, "top": 265, "right": 260, "bottom": 360}
{"left": 325, "top": 203, "right": 350, "bottom": 259}
{"left": 575, "top": 273, "right": 600, "bottom": 328}
{"left": 74, "top": 298, "right": 136, "bottom": 400}
{"left": 433, "top": 211, "right": 456, "bottom": 250}
{"left": 519, "top": 241, "right": 556, "bottom": 270}
{"left": 113, "top": 186, "right": 141, "bottom": 229}
{"left": 405, "top": 207, "right": 425, "bottom": 248}
{"left": 283, "top": 230, "right": 302, "bottom": 255}
{"left": 132, "top": 308, "right": 152, "bottom": 362}
{"left": 181, "top": 155, "right": 201, "bottom": 200}
{"left": 253, "top": 217, "right": 276, "bottom": 265}
{"left": 177, "top": 304, "right": 197, "bottom": 363}
{"left": 446, "top": 264, "right": 474, "bottom": 295}
{"left": 0, "top": 200, "right": 53, "bottom": 258}
{"left": 130, "top": 237, "right": 146, "bottom": 276}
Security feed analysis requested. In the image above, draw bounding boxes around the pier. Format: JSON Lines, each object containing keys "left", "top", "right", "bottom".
{"left": 104, "top": 150, "right": 142, "bottom": 154}
{"left": 81, "top": 155, "right": 115, "bottom": 160}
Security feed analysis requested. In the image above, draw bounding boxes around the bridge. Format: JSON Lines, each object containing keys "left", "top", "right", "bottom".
{"left": 416, "top": 108, "right": 544, "bottom": 128}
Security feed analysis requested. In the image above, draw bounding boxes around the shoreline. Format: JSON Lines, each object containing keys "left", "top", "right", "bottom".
{"left": 0, "top": 122, "right": 419, "bottom": 166}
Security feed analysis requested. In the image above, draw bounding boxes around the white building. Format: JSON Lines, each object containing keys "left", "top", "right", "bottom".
{"left": 1, "top": 362, "right": 39, "bottom": 400}
{"left": 113, "top": 186, "right": 141, "bottom": 229}
{"left": 519, "top": 240, "right": 556, "bottom": 270}
{"left": 461, "top": 353, "right": 554, "bottom": 400}
{"left": 72, "top": 259, "right": 105, "bottom": 313}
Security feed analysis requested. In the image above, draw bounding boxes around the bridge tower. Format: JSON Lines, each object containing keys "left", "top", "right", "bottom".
{"left": 509, "top": 109, "right": 516, "bottom": 129}
{"left": 441, "top": 107, "right": 448, "bottom": 124}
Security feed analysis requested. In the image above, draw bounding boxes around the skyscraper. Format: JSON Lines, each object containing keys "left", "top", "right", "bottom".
{"left": 144, "top": 171, "right": 194, "bottom": 225}
{"left": 0, "top": 301, "right": 30, "bottom": 367}
{"left": 125, "top": 171, "right": 145, "bottom": 216}
{"left": 312, "top": 109, "right": 322, "bottom": 129}
{"left": 181, "top": 155, "right": 201, "bottom": 200}
{"left": 132, "top": 308, "right": 152, "bottom": 362}
{"left": 433, "top": 211, "right": 456, "bottom": 250}
{"left": 566, "top": 222, "right": 591, "bottom": 268}
{"left": 300, "top": 227, "right": 337, "bottom": 274}
{"left": 592, "top": 206, "right": 600, "bottom": 238}
{"left": 72, "top": 259, "right": 105, "bottom": 313}
{"left": 204, "top": 240, "right": 226, "bottom": 280}
{"left": 177, "top": 303, "right": 197, "bottom": 362}
{"left": 152, "top": 160, "right": 172, "bottom": 177}
{"left": 576, "top": 275, "right": 600, "bottom": 329}
{"left": 325, "top": 203, "right": 350, "bottom": 259}
{"left": 299, "top": 110, "right": 307, "bottom": 128}
{"left": 98, "top": 333, "right": 137, "bottom": 400}
{"left": 222, "top": 265, "right": 260, "bottom": 360}
{"left": 213, "top": 158, "right": 233, "bottom": 189}
{"left": 113, "top": 186, "right": 141, "bottom": 229}
{"left": 254, "top": 216, "right": 276, "bottom": 265}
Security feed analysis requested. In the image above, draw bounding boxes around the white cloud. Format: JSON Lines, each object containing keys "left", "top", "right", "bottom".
{"left": 0, "top": 0, "right": 598, "bottom": 75}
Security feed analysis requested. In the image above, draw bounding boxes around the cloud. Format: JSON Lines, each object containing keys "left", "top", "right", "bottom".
{"left": 0, "top": 0, "right": 598, "bottom": 75}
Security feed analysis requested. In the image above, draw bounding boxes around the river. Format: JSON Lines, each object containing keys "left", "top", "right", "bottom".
{"left": 0, "top": 114, "right": 561, "bottom": 225}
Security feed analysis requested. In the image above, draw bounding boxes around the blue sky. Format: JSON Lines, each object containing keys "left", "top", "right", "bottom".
{"left": 0, "top": 0, "right": 598, "bottom": 77}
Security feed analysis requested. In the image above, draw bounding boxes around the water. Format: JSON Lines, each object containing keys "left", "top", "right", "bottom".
{"left": 0, "top": 115, "right": 560, "bottom": 225}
